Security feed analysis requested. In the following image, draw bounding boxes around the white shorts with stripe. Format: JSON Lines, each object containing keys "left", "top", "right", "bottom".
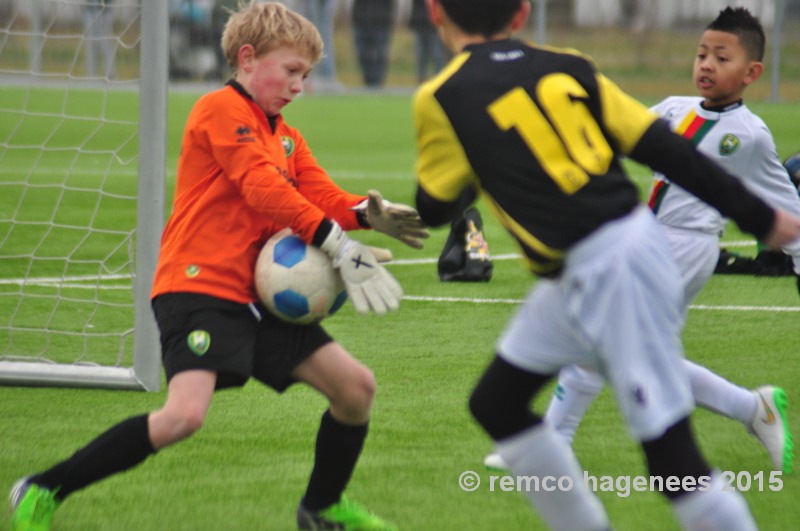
{"left": 498, "top": 207, "right": 694, "bottom": 441}
{"left": 663, "top": 225, "right": 720, "bottom": 306}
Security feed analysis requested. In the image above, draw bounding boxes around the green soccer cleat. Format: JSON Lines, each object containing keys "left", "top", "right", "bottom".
{"left": 297, "top": 496, "right": 397, "bottom": 530}
{"left": 9, "top": 478, "right": 59, "bottom": 531}
{"left": 748, "top": 386, "right": 795, "bottom": 474}
{"left": 483, "top": 452, "right": 510, "bottom": 473}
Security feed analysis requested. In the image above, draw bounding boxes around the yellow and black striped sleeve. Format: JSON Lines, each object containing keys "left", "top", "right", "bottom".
{"left": 413, "top": 53, "right": 478, "bottom": 208}
{"left": 596, "top": 74, "right": 660, "bottom": 155}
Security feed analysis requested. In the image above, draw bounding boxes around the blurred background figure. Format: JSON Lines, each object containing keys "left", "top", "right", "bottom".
{"left": 409, "top": 0, "right": 446, "bottom": 83}
{"left": 302, "top": 0, "right": 342, "bottom": 91}
{"left": 211, "top": 0, "right": 239, "bottom": 81}
{"left": 351, "top": 0, "right": 395, "bottom": 88}
{"left": 82, "top": 0, "right": 116, "bottom": 79}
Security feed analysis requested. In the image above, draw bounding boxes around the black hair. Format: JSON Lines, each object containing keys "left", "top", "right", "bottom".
{"left": 706, "top": 7, "right": 765, "bottom": 61}
{"left": 438, "top": 0, "right": 523, "bottom": 38}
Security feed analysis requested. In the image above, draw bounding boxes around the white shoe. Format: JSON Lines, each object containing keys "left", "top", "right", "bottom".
{"left": 483, "top": 452, "right": 509, "bottom": 472}
{"left": 748, "top": 386, "right": 794, "bottom": 473}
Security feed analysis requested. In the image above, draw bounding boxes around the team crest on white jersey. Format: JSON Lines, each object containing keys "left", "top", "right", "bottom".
{"left": 719, "top": 134, "right": 740, "bottom": 156}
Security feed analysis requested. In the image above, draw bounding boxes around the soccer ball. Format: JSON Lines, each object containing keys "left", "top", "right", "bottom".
{"left": 255, "top": 231, "right": 347, "bottom": 324}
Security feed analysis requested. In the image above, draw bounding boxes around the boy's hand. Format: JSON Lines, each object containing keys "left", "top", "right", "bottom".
{"left": 353, "top": 190, "right": 430, "bottom": 249}
{"left": 762, "top": 209, "right": 800, "bottom": 250}
{"left": 321, "top": 222, "right": 403, "bottom": 315}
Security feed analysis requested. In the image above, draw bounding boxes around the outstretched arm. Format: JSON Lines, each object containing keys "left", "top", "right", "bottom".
{"left": 630, "top": 119, "right": 800, "bottom": 248}
{"left": 415, "top": 185, "right": 477, "bottom": 228}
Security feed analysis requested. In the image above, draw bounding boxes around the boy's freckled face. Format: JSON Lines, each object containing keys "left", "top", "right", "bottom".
{"left": 246, "top": 46, "right": 313, "bottom": 116}
{"left": 693, "top": 30, "right": 753, "bottom": 106}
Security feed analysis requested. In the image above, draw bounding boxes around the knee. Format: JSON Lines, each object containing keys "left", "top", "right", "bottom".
{"left": 642, "top": 417, "right": 711, "bottom": 500}
{"left": 334, "top": 366, "right": 376, "bottom": 420}
{"left": 150, "top": 405, "right": 207, "bottom": 447}
{"left": 468, "top": 356, "right": 550, "bottom": 441}
{"left": 177, "top": 407, "right": 206, "bottom": 437}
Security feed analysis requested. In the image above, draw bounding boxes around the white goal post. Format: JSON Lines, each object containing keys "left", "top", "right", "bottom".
{"left": 0, "top": 0, "right": 167, "bottom": 391}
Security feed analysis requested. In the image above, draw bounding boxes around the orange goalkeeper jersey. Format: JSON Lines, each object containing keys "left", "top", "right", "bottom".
{"left": 151, "top": 83, "right": 366, "bottom": 303}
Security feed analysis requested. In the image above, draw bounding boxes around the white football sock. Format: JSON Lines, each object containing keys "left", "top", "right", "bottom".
{"left": 672, "top": 472, "right": 757, "bottom": 530}
{"left": 684, "top": 360, "right": 757, "bottom": 425}
{"left": 545, "top": 365, "right": 605, "bottom": 444}
{"left": 496, "top": 423, "right": 609, "bottom": 531}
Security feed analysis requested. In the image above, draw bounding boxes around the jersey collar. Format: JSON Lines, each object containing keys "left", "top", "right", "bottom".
{"left": 700, "top": 99, "right": 743, "bottom": 114}
{"left": 226, "top": 79, "right": 281, "bottom": 132}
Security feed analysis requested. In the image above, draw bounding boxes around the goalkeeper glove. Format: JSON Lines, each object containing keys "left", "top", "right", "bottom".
{"left": 352, "top": 190, "right": 430, "bottom": 249}
{"left": 365, "top": 245, "right": 393, "bottom": 264}
{"left": 321, "top": 222, "right": 403, "bottom": 315}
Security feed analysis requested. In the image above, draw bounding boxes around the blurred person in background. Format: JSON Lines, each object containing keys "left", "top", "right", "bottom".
{"left": 351, "top": 0, "right": 395, "bottom": 87}
{"left": 211, "top": 0, "right": 240, "bottom": 80}
{"left": 409, "top": 0, "right": 447, "bottom": 83}
{"left": 302, "top": 0, "right": 343, "bottom": 91}
{"left": 83, "top": 0, "right": 116, "bottom": 79}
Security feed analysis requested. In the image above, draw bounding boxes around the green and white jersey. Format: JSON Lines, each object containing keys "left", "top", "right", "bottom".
{"left": 648, "top": 96, "right": 800, "bottom": 270}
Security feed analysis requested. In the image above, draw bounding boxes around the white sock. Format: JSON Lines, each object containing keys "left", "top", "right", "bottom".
{"left": 672, "top": 472, "right": 757, "bottom": 530}
{"left": 684, "top": 360, "right": 757, "bottom": 425}
{"left": 496, "top": 424, "right": 609, "bottom": 531}
{"left": 545, "top": 365, "right": 605, "bottom": 444}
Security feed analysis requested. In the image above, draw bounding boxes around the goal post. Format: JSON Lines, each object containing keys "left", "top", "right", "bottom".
{"left": 133, "top": 0, "right": 169, "bottom": 391}
{"left": 0, "top": 0, "right": 167, "bottom": 391}
{"left": 133, "top": 0, "right": 168, "bottom": 392}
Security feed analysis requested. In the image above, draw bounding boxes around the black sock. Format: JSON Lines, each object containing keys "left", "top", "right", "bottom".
{"left": 302, "top": 410, "right": 368, "bottom": 511}
{"left": 33, "top": 414, "right": 156, "bottom": 500}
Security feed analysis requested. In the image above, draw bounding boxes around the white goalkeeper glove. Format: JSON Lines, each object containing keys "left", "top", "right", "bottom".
{"left": 352, "top": 190, "right": 430, "bottom": 249}
{"left": 320, "top": 222, "right": 403, "bottom": 315}
{"left": 365, "top": 245, "right": 393, "bottom": 264}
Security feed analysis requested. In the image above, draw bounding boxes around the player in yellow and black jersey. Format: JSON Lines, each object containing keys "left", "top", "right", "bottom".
{"left": 413, "top": 1, "right": 800, "bottom": 529}
{"left": 414, "top": 6, "right": 789, "bottom": 278}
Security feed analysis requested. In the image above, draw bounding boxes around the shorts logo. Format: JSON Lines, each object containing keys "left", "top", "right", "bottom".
{"left": 281, "top": 136, "right": 295, "bottom": 157}
{"left": 632, "top": 385, "right": 647, "bottom": 406}
{"left": 554, "top": 383, "right": 566, "bottom": 401}
{"left": 719, "top": 134, "right": 740, "bottom": 156}
{"left": 185, "top": 265, "right": 200, "bottom": 278}
{"left": 187, "top": 330, "right": 210, "bottom": 356}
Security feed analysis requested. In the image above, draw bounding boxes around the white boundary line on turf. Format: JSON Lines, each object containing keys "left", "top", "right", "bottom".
{"left": 0, "top": 274, "right": 132, "bottom": 290}
{"left": 402, "top": 295, "right": 800, "bottom": 312}
{"left": 689, "top": 304, "right": 800, "bottom": 312}
{"left": 391, "top": 253, "right": 520, "bottom": 265}
{"left": 390, "top": 243, "right": 756, "bottom": 266}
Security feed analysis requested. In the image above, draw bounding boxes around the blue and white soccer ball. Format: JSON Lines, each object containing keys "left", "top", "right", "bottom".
{"left": 255, "top": 231, "right": 347, "bottom": 324}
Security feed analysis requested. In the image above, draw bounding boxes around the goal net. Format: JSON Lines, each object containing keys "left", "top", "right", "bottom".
{"left": 0, "top": 0, "right": 166, "bottom": 391}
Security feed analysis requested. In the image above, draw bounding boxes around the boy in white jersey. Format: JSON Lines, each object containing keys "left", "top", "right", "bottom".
{"left": 486, "top": 6, "right": 797, "bottom": 475}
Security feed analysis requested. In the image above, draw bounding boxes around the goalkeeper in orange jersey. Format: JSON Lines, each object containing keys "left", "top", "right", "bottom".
{"left": 9, "top": 3, "right": 427, "bottom": 530}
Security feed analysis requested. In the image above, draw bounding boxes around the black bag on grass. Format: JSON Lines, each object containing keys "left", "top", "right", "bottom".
{"left": 438, "top": 207, "right": 493, "bottom": 282}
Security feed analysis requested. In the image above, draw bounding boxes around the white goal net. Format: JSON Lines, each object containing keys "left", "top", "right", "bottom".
{"left": 0, "top": 0, "right": 166, "bottom": 391}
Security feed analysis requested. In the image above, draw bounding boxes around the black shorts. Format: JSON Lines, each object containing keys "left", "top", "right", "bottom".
{"left": 152, "top": 293, "right": 333, "bottom": 391}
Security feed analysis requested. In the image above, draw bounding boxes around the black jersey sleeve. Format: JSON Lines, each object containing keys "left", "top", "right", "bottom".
{"left": 416, "top": 185, "right": 477, "bottom": 228}
{"left": 631, "top": 118, "right": 775, "bottom": 240}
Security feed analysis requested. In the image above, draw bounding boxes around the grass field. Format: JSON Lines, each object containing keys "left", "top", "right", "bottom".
{"left": 1, "top": 88, "right": 799, "bottom": 530}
